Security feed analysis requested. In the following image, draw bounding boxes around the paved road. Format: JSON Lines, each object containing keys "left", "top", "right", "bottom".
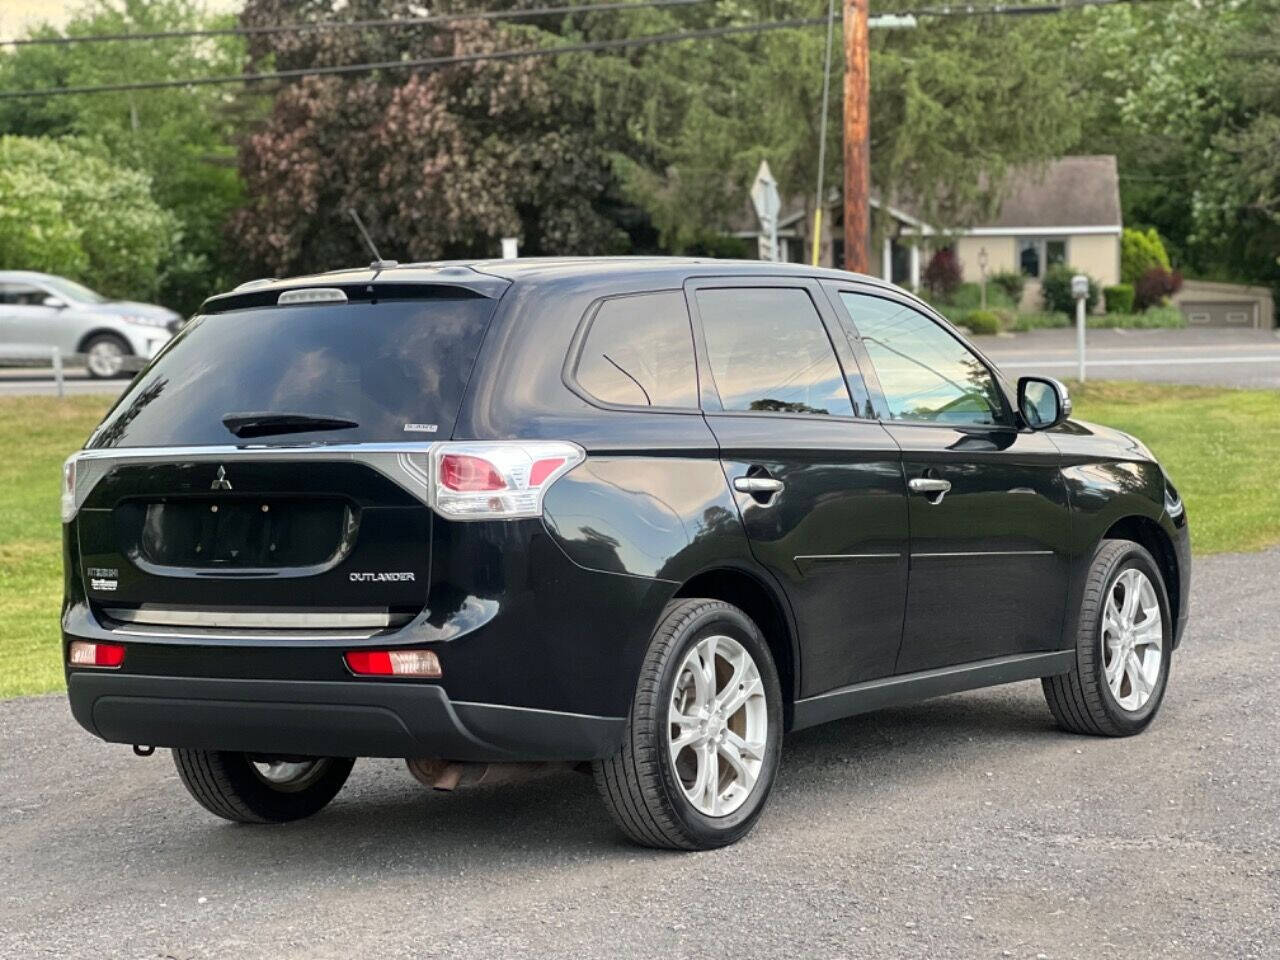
{"left": 3, "top": 328, "right": 1279, "bottom": 398}
{"left": 2, "top": 550, "right": 1276, "bottom": 959}
{"left": 982, "top": 327, "right": 1280, "bottom": 389}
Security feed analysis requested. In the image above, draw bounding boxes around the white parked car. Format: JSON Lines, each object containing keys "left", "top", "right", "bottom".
{"left": 0, "top": 271, "right": 182, "bottom": 378}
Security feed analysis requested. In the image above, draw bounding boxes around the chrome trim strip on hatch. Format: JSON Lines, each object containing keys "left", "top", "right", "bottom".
{"left": 75, "top": 442, "right": 436, "bottom": 461}
{"left": 103, "top": 607, "right": 406, "bottom": 629}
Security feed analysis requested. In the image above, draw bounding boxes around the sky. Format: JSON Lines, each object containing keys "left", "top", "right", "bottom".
{"left": 1, "top": 0, "right": 244, "bottom": 37}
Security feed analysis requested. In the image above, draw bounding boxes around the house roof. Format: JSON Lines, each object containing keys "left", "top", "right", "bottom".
{"left": 730, "top": 155, "right": 1122, "bottom": 237}
{"left": 970, "top": 155, "right": 1121, "bottom": 231}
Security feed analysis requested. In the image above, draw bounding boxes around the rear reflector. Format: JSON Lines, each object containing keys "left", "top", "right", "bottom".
{"left": 68, "top": 640, "right": 125, "bottom": 668}
{"left": 345, "top": 649, "right": 442, "bottom": 678}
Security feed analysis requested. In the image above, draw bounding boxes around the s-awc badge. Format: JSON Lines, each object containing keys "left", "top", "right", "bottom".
{"left": 87, "top": 567, "right": 118, "bottom": 591}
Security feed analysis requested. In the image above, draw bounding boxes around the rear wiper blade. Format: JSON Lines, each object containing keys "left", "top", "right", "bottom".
{"left": 221, "top": 412, "right": 359, "bottom": 439}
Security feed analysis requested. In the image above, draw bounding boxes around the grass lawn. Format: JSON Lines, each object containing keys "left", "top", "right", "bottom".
{"left": 0, "top": 396, "right": 110, "bottom": 699}
{"left": 1, "top": 382, "right": 1277, "bottom": 699}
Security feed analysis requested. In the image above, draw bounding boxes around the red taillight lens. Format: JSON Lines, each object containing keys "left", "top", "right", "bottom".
{"left": 68, "top": 640, "right": 125, "bottom": 668}
{"left": 344, "top": 649, "right": 442, "bottom": 678}
{"left": 439, "top": 454, "right": 506, "bottom": 492}
{"left": 528, "top": 457, "right": 566, "bottom": 487}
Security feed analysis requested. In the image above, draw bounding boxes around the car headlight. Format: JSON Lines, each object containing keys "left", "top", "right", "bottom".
{"left": 119, "top": 314, "right": 173, "bottom": 329}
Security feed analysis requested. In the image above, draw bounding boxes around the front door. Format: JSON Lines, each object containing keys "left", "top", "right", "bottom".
{"left": 687, "top": 279, "right": 910, "bottom": 695}
{"left": 827, "top": 286, "right": 1071, "bottom": 675}
{"left": 0, "top": 281, "right": 67, "bottom": 352}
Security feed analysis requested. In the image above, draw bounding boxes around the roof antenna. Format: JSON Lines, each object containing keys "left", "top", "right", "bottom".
{"left": 349, "top": 209, "right": 398, "bottom": 271}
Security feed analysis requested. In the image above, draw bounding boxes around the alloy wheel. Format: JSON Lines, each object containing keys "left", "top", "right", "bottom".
{"left": 86, "top": 339, "right": 125, "bottom": 377}
{"left": 251, "top": 759, "right": 329, "bottom": 792}
{"left": 668, "top": 634, "right": 768, "bottom": 817}
{"left": 1101, "top": 568, "right": 1163, "bottom": 712}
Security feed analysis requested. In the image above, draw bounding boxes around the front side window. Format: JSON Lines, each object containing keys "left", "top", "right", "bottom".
{"left": 574, "top": 291, "right": 698, "bottom": 409}
{"left": 0, "top": 283, "right": 51, "bottom": 306}
{"left": 697, "top": 287, "right": 855, "bottom": 417}
{"left": 839, "top": 293, "right": 1006, "bottom": 426}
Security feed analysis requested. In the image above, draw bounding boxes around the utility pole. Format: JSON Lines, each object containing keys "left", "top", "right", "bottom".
{"left": 842, "top": 0, "right": 870, "bottom": 274}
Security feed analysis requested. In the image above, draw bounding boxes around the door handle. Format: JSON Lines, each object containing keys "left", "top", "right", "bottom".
{"left": 908, "top": 477, "right": 952, "bottom": 504}
{"left": 734, "top": 477, "right": 785, "bottom": 494}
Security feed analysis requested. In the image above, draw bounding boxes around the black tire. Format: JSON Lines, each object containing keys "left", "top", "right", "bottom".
{"left": 593, "top": 598, "right": 784, "bottom": 850}
{"left": 172, "top": 750, "right": 355, "bottom": 823}
{"left": 82, "top": 333, "right": 132, "bottom": 379}
{"left": 1043, "top": 538, "right": 1173, "bottom": 737}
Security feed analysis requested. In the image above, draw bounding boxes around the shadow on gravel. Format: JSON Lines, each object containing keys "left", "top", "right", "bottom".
{"left": 146, "top": 685, "right": 1062, "bottom": 876}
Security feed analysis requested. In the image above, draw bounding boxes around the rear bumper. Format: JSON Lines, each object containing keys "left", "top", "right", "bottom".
{"left": 67, "top": 672, "right": 624, "bottom": 762}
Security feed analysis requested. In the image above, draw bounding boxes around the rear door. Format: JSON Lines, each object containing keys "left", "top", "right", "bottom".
{"left": 687, "top": 278, "right": 909, "bottom": 695}
{"left": 826, "top": 284, "right": 1071, "bottom": 674}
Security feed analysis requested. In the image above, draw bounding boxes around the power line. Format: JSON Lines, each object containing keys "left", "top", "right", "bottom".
{"left": 0, "top": 16, "right": 832, "bottom": 99}
{"left": 0, "top": 0, "right": 1173, "bottom": 101}
{"left": 0, "top": 0, "right": 1168, "bottom": 48}
{"left": 0, "top": 0, "right": 711, "bottom": 47}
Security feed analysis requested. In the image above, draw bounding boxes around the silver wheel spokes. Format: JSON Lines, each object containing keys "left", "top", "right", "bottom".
{"left": 87, "top": 341, "right": 123, "bottom": 376}
{"left": 1101, "top": 568, "right": 1163, "bottom": 712}
{"left": 252, "top": 759, "right": 325, "bottom": 791}
{"left": 669, "top": 634, "right": 767, "bottom": 817}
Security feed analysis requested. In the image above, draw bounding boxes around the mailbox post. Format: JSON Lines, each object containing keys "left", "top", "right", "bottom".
{"left": 1072, "top": 273, "right": 1089, "bottom": 382}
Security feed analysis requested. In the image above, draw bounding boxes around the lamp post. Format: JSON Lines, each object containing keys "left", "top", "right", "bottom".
{"left": 978, "top": 246, "right": 989, "bottom": 311}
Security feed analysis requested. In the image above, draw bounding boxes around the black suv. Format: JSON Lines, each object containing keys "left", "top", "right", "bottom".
{"left": 62, "top": 258, "right": 1189, "bottom": 849}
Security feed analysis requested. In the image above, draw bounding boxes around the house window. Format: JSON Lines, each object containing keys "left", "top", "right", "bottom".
{"left": 1019, "top": 237, "right": 1069, "bottom": 278}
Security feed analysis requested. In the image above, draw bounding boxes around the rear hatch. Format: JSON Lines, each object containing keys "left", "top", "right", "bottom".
{"left": 71, "top": 284, "right": 499, "bottom": 635}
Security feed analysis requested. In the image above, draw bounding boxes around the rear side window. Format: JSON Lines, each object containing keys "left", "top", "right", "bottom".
{"left": 574, "top": 291, "right": 698, "bottom": 409}
{"left": 697, "top": 287, "right": 854, "bottom": 417}
{"left": 89, "top": 295, "right": 496, "bottom": 448}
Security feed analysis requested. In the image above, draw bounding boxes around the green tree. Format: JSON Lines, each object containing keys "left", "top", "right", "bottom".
{"left": 1069, "top": 0, "right": 1279, "bottom": 301}
{"left": 0, "top": 0, "right": 250, "bottom": 312}
{"left": 0, "top": 136, "right": 175, "bottom": 298}
{"left": 1121, "top": 227, "right": 1170, "bottom": 287}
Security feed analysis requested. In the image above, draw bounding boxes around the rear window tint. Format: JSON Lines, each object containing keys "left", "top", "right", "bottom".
{"left": 574, "top": 291, "right": 698, "bottom": 409}
{"left": 697, "top": 287, "right": 854, "bottom": 417}
{"left": 89, "top": 296, "right": 496, "bottom": 448}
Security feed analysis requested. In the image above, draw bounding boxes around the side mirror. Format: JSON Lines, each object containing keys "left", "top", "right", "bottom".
{"left": 42, "top": 296, "right": 67, "bottom": 309}
{"left": 1017, "top": 376, "right": 1071, "bottom": 430}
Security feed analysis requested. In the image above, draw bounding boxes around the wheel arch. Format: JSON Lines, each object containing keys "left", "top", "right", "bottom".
{"left": 673, "top": 564, "right": 800, "bottom": 729}
{"left": 76, "top": 328, "right": 133, "bottom": 355}
{"left": 1101, "top": 514, "right": 1181, "bottom": 628}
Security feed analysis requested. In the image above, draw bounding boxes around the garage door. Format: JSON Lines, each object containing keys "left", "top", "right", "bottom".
{"left": 1182, "top": 301, "right": 1256, "bottom": 327}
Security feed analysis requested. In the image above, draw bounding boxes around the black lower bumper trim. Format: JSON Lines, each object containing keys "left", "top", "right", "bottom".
{"left": 68, "top": 673, "right": 624, "bottom": 762}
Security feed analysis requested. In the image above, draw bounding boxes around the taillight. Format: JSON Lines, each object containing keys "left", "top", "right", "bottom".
{"left": 61, "top": 454, "right": 80, "bottom": 523}
{"left": 68, "top": 640, "right": 125, "bottom": 668}
{"left": 428, "top": 441, "right": 584, "bottom": 520}
{"left": 345, "top": 649, "right": 442, "bottom": 678}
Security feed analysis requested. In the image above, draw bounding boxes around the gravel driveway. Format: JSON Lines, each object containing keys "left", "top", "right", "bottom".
{"left": 2, "top": 550, "right": 1276, "bottom": 959}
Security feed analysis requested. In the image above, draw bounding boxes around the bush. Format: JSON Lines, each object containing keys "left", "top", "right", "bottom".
{"left": 1041, "top": 265, "right": 1100, "bottom": 314}
{"left": 946, "top": 281, "right": 1015, "bottom": 311}
{"left": 1009, "top": 312, "right": 1071, "bottom": 332}
{"left": 1089, "top": 305, "right": 1186, "bottom": 329}
{"left": 962, "top": 309, "right": 1001, "bottom": 335}
{"left": 1104, "top": 283, "right": 1135, "bottom": 314}
{"left": 923, "top": 247, "right": 963, "bottom": 300}
{"left": 988, "top": 270, "right": 1025, "bottom": 304}
{"left": 1134, "top": 266, "right": 1183, "bottom": 310}
{"left": 1121, "top": 227, "right": 1171, "bottom": 287}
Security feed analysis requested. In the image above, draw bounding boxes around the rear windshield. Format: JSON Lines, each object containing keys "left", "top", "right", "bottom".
{"left": 88, "top": 295, "right": 496, "bottom": 448}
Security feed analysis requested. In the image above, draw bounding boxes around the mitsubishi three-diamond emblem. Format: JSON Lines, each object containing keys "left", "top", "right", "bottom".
{"left": 211, "top": 465, "right": 232, "bottom": 491}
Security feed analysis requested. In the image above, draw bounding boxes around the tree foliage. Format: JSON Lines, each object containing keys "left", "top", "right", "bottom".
{"left": 0, "top": 0, "right": 249, "bottom": 312}
{"left": 1121, "top": 227, "right": 1170, "bottom": 287}
{"left": 0, "top": 136, "right": 175, "bottom": 298}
